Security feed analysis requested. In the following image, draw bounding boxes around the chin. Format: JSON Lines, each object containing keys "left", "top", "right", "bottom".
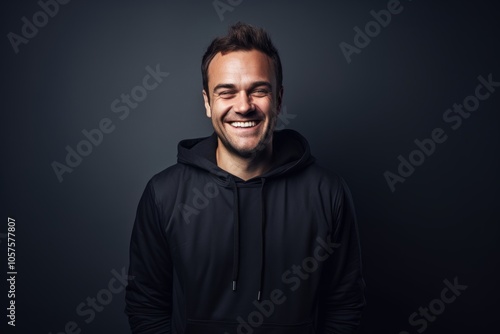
{"left": 229, "top": 143, "right": 260, "bottom": 157}
{"left": 224, "top": 138, "right": 265, "bottom": 157}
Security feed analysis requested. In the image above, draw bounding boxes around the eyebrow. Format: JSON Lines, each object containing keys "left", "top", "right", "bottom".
{"left": 213, "top": 81, "right": 273, "bottom": 93}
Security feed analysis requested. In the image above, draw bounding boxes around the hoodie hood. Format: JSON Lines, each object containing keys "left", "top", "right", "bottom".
{"left": 176, "top": 129, "right": 316, "bottom": 300}
{"left": 177, "top": 128, "right": 316, "bottom": 182}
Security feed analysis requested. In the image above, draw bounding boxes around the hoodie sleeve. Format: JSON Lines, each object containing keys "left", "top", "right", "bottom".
{"left": 125, "top": 179, "right": 173, "bottom": 333}
{"left": 318, "top": 177, "right": 366, "bottom": 334}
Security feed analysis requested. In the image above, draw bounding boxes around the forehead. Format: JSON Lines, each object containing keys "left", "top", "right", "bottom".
{"left": 207, "top": 50, "right": 275, "bottom": 89}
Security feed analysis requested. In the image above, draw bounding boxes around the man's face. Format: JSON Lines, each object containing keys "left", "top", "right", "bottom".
{"left": 203, "top": 49, "right": 283, "bottom": 158}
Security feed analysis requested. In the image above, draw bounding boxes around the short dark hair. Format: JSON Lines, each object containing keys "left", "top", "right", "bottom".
{"left": 201, "top": 22, "right": 283, "bottom": 102}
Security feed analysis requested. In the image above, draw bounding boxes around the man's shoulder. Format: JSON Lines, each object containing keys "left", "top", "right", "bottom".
{"left": 300, "top": 160, "right": 346, "bottom": 189}
{"left": 148, "top": 162, "right": 186, "bottom": 188}
{"left": 139, "top": 162, "right": 191, "bottom": 206}
{"left": 300, "top": 162, "right": 355, "bottom": 210}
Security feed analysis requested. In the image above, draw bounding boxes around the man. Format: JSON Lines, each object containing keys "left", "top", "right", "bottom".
{"left": 125, "top": 22, "right": 366, "bottom": 333}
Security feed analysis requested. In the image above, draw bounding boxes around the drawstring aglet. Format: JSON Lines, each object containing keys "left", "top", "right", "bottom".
{"left": 232, "top": 280, "right": 237, "bottom": 291}
{"left": 257, "top": 291, "right": 261, "bottom": 301}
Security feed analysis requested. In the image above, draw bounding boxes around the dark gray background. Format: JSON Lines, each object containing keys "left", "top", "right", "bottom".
{"left": 1, "top": 0, "right": 499, "bottom": 333}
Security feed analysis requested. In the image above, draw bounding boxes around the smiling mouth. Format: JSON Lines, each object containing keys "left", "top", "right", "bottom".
{"left": 228, "top": 121, "right": 261, "bottom": 128}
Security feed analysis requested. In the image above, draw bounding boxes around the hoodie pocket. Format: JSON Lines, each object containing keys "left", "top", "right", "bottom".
{"left": 186, "top": 318, "right": 315, "bottom": 334}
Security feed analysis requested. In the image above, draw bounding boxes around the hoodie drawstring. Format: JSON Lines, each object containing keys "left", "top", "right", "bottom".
{"left": 257, "top": 177, "right": 266, "bottom": 301}
{"left": 231, "top": 177, "right": 240, "bottom": 291}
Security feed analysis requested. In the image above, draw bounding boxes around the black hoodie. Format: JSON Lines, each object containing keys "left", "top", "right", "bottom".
{"left": 125, "top": 129, "right": 366, "bottom": 334}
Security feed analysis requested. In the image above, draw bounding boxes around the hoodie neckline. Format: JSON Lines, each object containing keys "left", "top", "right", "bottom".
{"left": 177, "top": 129, "right": 315, "bottom": 182}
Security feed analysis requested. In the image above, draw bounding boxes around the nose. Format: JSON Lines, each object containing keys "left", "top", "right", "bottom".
{"left": 232, "top": 91, "right": 254, "bottom": 114}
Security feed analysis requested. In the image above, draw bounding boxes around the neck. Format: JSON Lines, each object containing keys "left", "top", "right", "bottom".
{"left": 216, "top": 139, "right": 273, "bottom": 181}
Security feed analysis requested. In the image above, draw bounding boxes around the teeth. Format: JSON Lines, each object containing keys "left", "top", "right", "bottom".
{"left": 230, "top": 121, "right": 257, "bottom": 128}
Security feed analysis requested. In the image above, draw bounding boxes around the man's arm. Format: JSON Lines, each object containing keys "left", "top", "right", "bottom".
{"left": 319, "top": 177, "right": 366, "bottom": 333}
{"left": 125, "top": 180, "right": 173, "bottom": 333}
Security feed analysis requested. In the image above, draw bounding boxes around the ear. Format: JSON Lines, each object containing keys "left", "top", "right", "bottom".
{"left": 202, "top": 90, "right": 211, "bottom": 118}
{"left": 276, "top": 86, "right": 284, "bottom": 115}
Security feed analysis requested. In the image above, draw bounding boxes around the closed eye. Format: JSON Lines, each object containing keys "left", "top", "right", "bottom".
{"left": 251, "top": 89, "right": 270, "bottom": 97}
{"left": 218, "top": 91, "right": 237, "bottom": 99}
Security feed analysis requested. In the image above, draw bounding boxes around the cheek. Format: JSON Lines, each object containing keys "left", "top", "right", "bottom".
{"left": 256, "top": 98, "right": 273, "bottom": 111}
{"left": 212, "top": 100, "right": 232, "bottom": 115}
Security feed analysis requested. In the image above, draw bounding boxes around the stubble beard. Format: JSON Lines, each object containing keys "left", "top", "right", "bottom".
{"left": 216, "top": 111, "right": 278, "bottom": 160}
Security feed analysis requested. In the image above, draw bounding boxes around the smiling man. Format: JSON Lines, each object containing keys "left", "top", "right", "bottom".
{"left": 125, "top": 22, "right": 366, "bottom": 334}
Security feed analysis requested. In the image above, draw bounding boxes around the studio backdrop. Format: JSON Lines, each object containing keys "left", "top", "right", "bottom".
{"left": 1, "top": 0, "right": 499, "bottom": 333}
